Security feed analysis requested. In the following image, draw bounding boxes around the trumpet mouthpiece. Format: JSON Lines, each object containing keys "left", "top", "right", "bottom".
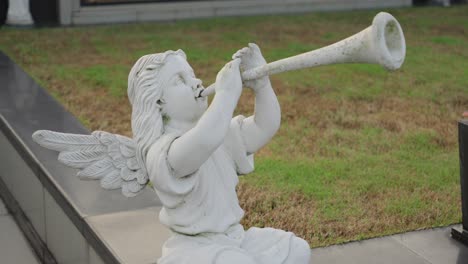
{"left": 199, "top": 85, "right": 215, "bottom": 97}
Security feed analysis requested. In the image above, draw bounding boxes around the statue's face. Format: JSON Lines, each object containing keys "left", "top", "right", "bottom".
{"left": 160, "top": 55, "right": 208, "bottom": 124}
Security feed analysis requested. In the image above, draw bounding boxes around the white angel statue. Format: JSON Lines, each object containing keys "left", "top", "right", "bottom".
{"left": 33, "top": 44, "right": 311, "bottom": 264}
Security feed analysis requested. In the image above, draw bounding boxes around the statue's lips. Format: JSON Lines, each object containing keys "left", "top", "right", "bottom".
{"left": 195, "top": 88, "right": 205, "bottom": 99}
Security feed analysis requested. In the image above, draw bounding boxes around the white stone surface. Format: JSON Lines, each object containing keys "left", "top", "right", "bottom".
{"left": 32, "top": 130, "right": 147, "bottom": 197}
{"left": 33, "top": 45, "right": 309, "bottom": 263}
{"left": 243, "top": 12, "right": 406, "bottom": 76}
{"left": 0, "top": 215, "right": 40, "bottom": 264}
{"left": 6, "top": 0, "right": 33, "bottom": 26}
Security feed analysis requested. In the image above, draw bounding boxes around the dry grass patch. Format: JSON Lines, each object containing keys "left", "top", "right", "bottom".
{"left": 238, "top": 181, "right": 460, "bottom": 247}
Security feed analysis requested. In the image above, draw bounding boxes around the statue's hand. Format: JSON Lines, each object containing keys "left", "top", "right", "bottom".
{"left": 215, "top": 58, "right": 242, "bottom": 99}
{"left": 232, "top": 43, "right": 269, "bottom": 92}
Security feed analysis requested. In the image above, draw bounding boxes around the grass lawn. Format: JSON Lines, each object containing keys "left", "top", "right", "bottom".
{"left": 1, "top": 6, "right": 467, "bottom": 247}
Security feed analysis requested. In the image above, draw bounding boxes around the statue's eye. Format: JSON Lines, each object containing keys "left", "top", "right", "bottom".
{"left": 177, "top": 75, "right": 185, "bottom": 84}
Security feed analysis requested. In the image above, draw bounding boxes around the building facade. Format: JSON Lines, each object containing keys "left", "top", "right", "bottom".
{"left": 58, "top": 0, "right": 412, "bottom": 25}
{"left": 0, "top": 0, "right": 414, "bottom": 26}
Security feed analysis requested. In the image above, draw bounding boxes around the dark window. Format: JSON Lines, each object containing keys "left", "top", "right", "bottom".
{"left": 81, "top": 0, "right": 201, "bottom": 6}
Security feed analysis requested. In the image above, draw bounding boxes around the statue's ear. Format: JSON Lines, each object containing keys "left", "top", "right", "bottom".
{"left": 157, "top": 98, "right": 166, "bottom": 106}
{"left": 158, "top": 99, "right": 169, "bottom": 124}
{"left": 157, "top": 98, "right": 166, "bottom": 115}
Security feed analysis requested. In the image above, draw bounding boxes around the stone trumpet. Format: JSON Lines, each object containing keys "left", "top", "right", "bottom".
{"left": 200, "top": 12, "right": 405, "bottom": 97}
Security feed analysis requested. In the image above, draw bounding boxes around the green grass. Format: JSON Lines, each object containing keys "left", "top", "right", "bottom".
{"left": 0, "top": 5, "right": 466, "bottom": 247}
{"left": 249, "top": 129, "right": 458, "bottom": 199}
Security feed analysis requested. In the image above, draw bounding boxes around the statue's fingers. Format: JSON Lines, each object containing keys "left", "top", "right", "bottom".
{"left": 232, "top": 51, "right": 243, "bottom": 59}
{"left": 232, "top": 58, "right": 241, "bottom": 64}
{"left": 232, "top": 50, "right": 242, "bottom": 59}
{"left": 226, "top": 58, "right": 240, "bottom": 69}
{"left": 228, "top": 58, "right": 241, "bottom": 73}
{"left": 233, "top": 47, "right": 250, "bottom": 59}
{"left": 238, "top": 47, "right": 249, "bottom": 55}
{"left": 248, "top": 43, "right": 260, "bottom": 52}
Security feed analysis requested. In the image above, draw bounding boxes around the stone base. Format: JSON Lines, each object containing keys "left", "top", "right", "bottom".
{"left": 6, "top": 15, "right": 33, "bottom": 26}
{"left": 6, "top": 0, "right": 34, "bottom": 26}
{"left": 451, "top": 227, "right": 468, "bottom": 246}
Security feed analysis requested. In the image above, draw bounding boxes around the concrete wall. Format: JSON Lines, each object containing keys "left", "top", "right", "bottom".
{"left": 58, "top": 0, "right": 412, "bottom": 25}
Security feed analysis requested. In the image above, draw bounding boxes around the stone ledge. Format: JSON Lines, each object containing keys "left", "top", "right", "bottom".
{"left": 86, "top": 207, "right": 171, "bottom": 263}
{"left": 0, "top": 51, "right": 168, "bottom": 263}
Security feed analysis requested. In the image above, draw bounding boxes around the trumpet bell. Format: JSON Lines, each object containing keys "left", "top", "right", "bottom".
{"left": 370, "top": 12, "right": 406, "bottom": 70}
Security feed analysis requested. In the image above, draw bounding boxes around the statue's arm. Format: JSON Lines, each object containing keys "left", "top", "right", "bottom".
{"left": 167, "top": 59, "right": 242, "bottom": 178}
{"left": 234, "top": 44, "right": 281, "bottom": 154}
{"left": 241, "top": 79, "right": 281, "bottom": 154}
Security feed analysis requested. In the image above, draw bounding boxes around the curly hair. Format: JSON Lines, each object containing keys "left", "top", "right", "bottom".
{"left": 127, "top": 49, "right": 187, "bottom": 176}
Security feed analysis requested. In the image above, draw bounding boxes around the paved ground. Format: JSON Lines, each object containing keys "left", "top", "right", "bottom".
{"left": 1, "top": 193, "right": 467, "bottom": 264}
{"left": 0, "top": 198, "right": 39, "bottom": 264}
{"left": 311, "top": 225, "right": 468, "bottom": 264}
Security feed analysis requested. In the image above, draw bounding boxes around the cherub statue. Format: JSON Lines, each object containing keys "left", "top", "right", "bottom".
{"left": 33, "top": 44, "right": 311, "bottom": 264}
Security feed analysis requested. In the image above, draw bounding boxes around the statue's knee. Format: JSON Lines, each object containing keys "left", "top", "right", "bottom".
{"left": 287, "top": 237, "right": 311, "bottom": 264}
{"left": 215, "top": 249, "right": 256, "bottom": 264}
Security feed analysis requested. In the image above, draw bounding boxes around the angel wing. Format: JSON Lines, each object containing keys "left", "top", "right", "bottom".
{"left": 32, "top": 130, "right": 148, "bottom": 197}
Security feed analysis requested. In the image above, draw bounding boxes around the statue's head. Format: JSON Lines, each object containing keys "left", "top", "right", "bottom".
{"left": 128, "top": 50, "right": 186, "bottom": 108}
{"left": 128, "top": 50, "right": 207, "bottom": 171}
{"left": 128, "top": 50, "right": 181, "bottom": 173}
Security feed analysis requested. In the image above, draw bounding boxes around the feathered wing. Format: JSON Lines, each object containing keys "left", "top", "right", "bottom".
{"left": 32, "top": 130, "right": 148, "bottom": 197}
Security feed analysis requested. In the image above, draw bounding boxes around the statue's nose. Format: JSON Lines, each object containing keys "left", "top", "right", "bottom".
{"left": 192, "top": 79, "right": 203, "bottom": 90}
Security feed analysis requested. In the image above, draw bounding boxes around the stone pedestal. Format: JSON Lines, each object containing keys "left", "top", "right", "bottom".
{"left": 452, "top": 120, "right": 468, "bottom": 245}
{"left": 6, "top": 0, "right": 33, "bottom": 26}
